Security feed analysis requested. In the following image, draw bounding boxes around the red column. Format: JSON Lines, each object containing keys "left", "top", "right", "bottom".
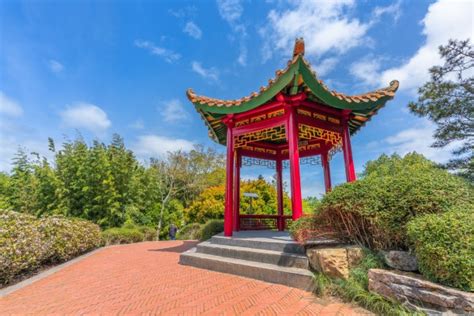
{"left": 321, "top": 151, "right": 332, "bottom": 193}
{"left": 342, "top": 120, "right": 357, "bottom": 182}
{"left": 276, "top": 159, "right": 284, "bottom": 230}
{"left": 224, "top": 121, "right": 235, "bottom": 236}
{"left": 287, "top": 106, "right": 303, "bottom": 220}
{"left": 233, "top": 151, "right": 241, "bottom": 231}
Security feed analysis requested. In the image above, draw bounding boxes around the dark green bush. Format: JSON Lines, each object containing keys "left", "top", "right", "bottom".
{"left": 101, "top": 227, "right": 144, "bottom": 245}
{"left": 177, "top": 223, "right": 202, "bottom": 240}
{"left": 0, "top": 210, "right": 101, "bottom": 285}
{"left": 407, "top": 208, "right": 474, "bottom": 291}
{"left": 199, "top": 219, "right": 224, "bottom": 241}
{"left": 318, "top": 153, "right": 473, "bottom": 250}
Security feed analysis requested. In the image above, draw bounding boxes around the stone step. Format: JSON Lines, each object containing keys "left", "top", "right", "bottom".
{"left": 210, "top": 234, "right": 305, "bottom": 254}
{"left": 196, "top": 241, "right": 309, "bottom": 269}
{"left": 179, "top": 248, "right": 315, "bottom": 291}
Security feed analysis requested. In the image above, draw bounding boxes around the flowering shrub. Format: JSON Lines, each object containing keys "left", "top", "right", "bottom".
{"left": 0, "top": 210, "right": 102, "bottom": 285}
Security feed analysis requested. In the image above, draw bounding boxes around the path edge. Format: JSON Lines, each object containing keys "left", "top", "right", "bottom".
{"left": 0, "top": 247, "right": 105, "bottom": 298}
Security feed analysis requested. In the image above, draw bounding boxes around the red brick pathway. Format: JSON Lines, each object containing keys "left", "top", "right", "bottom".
{"left": 0, "top": 241, "right": 370, "bottom": 315}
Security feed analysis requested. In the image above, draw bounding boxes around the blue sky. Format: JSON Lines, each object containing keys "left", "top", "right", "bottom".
{"left": 1, "top": 0, "right": 472, "bottom": 197}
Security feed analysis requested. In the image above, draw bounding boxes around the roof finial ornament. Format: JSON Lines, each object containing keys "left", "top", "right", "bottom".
{"left": 293, "top": 37, "right": 305, "bottom": 57}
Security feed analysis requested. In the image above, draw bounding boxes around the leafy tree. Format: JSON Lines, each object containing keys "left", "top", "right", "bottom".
{"left": 8, "top": 149, "right": 37, "bottom": 213}
{"left": 408, "top": 39, "right": 473, "bottom": 181}
{"left": 0, "top": 172, "right": 11, "bottom": 209}
{"left": 303, "top": 196, "right": 320, "bottom": 214}
{"left": 150, "top": 151, "right": 188, "bottom": 239}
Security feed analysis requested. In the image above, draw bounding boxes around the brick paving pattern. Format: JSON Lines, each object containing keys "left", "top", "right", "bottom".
{"left": 0, "top": 241, "right": 370, "bottom": 315}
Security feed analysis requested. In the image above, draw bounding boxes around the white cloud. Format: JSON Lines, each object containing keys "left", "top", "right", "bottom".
{"left": 161, "top": 99, "right": 189, "bottom": 122}
{"left": 48, "top": 60, "right": 64, "bottom": 73}
{"left": 382, "top": 120, "right": 460, "bottom": 163}
{"left": 216, "top": 0, "right": 243, "bottom": 24}
{"left": 373, "top": 1, "right": 402, "bottom": 22}
{"left": 237, "top": 44, "right": 247, "bottom": 66}
{"left": 60, "top": 103, "right": 111, "bottom": 134}
{"left": 129, "top": 119, "right": 144, "bottom": 129}
{"left": 349, "top": 57, "right": 382, "bottom": 86}
{"left": 260, "top": 0, "right": 371, "bottom": 61}
{"left": 133, "top": 135, "right": 194, "bottom": 158}
{"left": 376, "top": 0, "right": 473, "bottom": 93}
{"left": 0, "top": 91, "right": 23, "bottom": 117}
{"left": 191, "top": 61, "right": 219, "bottom": 81}
{"left": 134, "top": 40, "right": 181, "bottom": 63}
{"left": 315, "top": 57, "right": 339, "bottom": 77}
{"left": 183, "top": 21, "right": 202, "bottom": 39}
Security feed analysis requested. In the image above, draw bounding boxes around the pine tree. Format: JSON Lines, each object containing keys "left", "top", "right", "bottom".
{"left": 409, "top": 39, "right": 473, "bottom": 182}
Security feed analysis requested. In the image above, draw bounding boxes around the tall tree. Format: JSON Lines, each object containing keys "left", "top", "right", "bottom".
{"left": 150, "top": 151, "right": 187, "bottom": 239}
{"left": 408, "top": 39, "right": 473, "bottom": 181}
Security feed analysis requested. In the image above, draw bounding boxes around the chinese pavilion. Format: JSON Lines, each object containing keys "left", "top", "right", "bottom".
{"left": 187, "top": 38, "right": 398, "bottom": 237}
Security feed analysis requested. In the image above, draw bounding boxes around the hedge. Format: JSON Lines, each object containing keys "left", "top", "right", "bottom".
{"left": 177, "top": 223, "right": 202, "bottom": 240}
{"left": 407, "top": 208, "right": 474, "bottom": 291}
{"left": 200, "top": 220, "right": 224, "bottom": 241}
{"left": 316, "top": 153, "right": 473, "bottom": 250}
{"left": 0, "top": 210, "right": 102, "bottom": 285}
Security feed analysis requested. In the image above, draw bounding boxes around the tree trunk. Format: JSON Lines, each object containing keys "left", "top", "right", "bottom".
{"left": 156, "top": 203, "right": 165, "bottom": 240}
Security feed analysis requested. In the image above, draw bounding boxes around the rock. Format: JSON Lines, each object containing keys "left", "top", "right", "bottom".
{"left": 306, "top": 245, "right": 364, "bottom": 279}
{"left": 368, "top": 268, "right": 474, "bottom": 314}
{"left": 347, "top": 246, "right": 364, "bottom": 267}
{"left": 384, "top": 250, "right": 418, "bottom": 271}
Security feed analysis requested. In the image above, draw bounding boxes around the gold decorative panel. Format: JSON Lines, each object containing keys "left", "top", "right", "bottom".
{"left": 298, "top": 124, "right": 342, "bottom": 146}
{"left": 234, "top": 125, "right": 286, "bottom": 148}
{"left": 235, "top": 109, "right": 285, "bottom": 127}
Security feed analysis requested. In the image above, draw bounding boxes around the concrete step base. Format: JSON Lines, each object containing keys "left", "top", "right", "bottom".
{"left": 197, "top": 241, "right": 309, "bottom": 269}
{"left": 210, "top": 234, "right": 305, "bottom": 254}
{"left": 180, "top": 248, "right": 314, "bottom": 291}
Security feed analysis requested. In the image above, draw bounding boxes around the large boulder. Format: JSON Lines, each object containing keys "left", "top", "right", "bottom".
{"left": 383, "top": 250, "right": 418, "bottom": 272}
{"left": 306, "top": 246, "right": 364, "bottom": 279}
{"left": 368, "top": 268, "right": 474, "bottom": 314}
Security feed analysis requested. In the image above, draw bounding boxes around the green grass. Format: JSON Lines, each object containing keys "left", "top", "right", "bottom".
{"left": 312, "top": 251, "right": 423, "bottom": 316}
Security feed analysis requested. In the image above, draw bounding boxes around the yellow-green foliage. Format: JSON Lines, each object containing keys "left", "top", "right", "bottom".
{"left": 0, "top": 210, "right": 101, "bottom": 285}
{"left": 101, "top": 227, "right": 145, "bottom": 245}
{"left": 407, "top": 208, "right": 474, "bottom": 291}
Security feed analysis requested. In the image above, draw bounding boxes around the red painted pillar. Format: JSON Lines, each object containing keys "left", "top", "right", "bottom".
{"left": 233, "top": 151, "right": 241, "bottom": 231}
{"left": 287, "top": 106, "right": 303, "bottom": 220}
{"left": 276, "top": 159, "right": 284, "bottom": 230}
{"left": 342, "top": 119, "right": 357, "bottom": 182}
{"left": 321, "top": 151, "right": 332, "bottom": 193}
{"left": 224, "top": 120, "right": 235, "bottom": 236}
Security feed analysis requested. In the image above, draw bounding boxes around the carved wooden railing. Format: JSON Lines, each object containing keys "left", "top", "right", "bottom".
{"left": 239, "top": 214, "right": 292, "bottom": 231}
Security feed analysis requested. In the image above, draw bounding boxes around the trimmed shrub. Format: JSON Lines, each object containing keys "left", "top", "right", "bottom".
{"left": 139, "top": 226, "right": 156, "bottom": 241}
{"left": 407, "top": 208, "right": 474, "bottom": 291}
{"left": 0, "top": 211, "right": 47, "bottom": 284}
{"left": 317, "top": 153, "right": 472, "bottom": 250}
{"left": 39, "top": 216, "right": 102, "bottom": 262}
{"left": 0, "top": 210, "right": 101, "bottom": 285}
{"left": 177, "top": 223, "right": 202, "bottom": 240}
{"left": 101, "top": 227, "right": 144, "bottom": 245}
{"left": 199, "top": 219, "right": 224, "bottom": 241}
